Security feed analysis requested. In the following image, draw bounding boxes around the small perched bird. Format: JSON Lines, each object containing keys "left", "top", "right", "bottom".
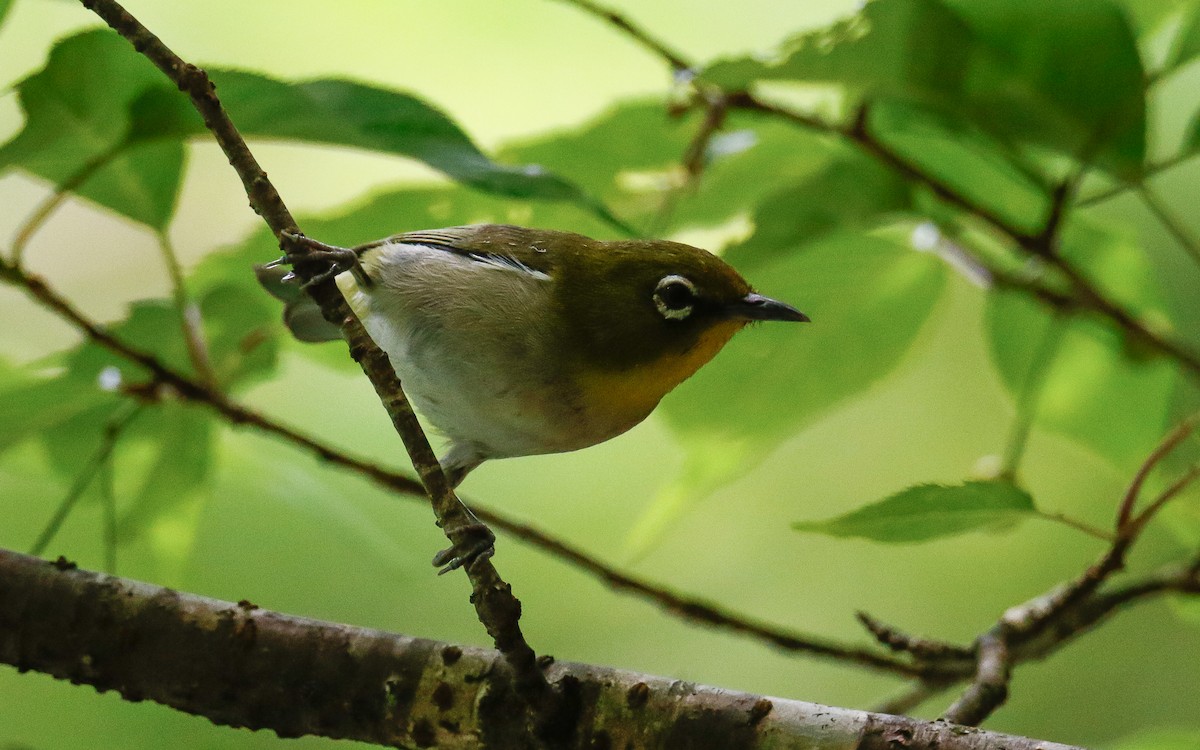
{"left": 261, "top": 224, "right": 807, "bottom": 487}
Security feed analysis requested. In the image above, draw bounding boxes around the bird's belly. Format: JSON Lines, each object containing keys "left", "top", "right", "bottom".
{"left": 353, "top": 296, "right": 593, "bottom": 460}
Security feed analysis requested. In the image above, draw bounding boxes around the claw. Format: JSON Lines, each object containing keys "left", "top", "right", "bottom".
{"left": 276, "top": 232, "right": 363, "bottom": 289}
{"left": 432, "top": 519, "right": 496, "bottom": 575}
{"left": 280, "top": 272, "right": 297, "bottom": 283}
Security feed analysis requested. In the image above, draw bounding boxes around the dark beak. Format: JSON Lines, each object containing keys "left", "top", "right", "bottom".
{"left": 730, "top": 292, "right": 810, "bottom": 322}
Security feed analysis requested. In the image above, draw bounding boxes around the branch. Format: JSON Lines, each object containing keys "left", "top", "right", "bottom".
{"left": 0, "top": 549, "right": 1084, "bottom": 750}
{"left": 550, "top": 0, "right": 693, "bottom": 73}
{"left": 76, "top": 0, "right": 552, "bottom": 716}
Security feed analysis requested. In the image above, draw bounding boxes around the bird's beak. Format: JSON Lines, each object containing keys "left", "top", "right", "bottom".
{"left": 729, "top": 292, "right": 810, "bottom": 322}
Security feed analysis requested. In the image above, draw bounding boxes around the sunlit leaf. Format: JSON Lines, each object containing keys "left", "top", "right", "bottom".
{"left": 1163, "top": 3, "right": 1200, "bottom": 70}
{"left": 704, "top": 0, "right": 1147, "bottom": 177}
{"left": 866, "top": 101, "right": 1051, "bottom": 236}
{"left": 0, "top": 30, "right": 188, "bottom": 229}
{"left": 702, "top": 0, "right": 972, "bottom": 98}
{"left": 0, "top": 30, "right": 620, "bottom": 231}
{"left": 792, "top": 480, "right": 1036, "bottom": 542}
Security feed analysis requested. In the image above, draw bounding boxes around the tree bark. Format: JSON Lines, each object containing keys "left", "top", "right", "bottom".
{"left": 0, "top": 549, "right": 1081, "bottom": 749}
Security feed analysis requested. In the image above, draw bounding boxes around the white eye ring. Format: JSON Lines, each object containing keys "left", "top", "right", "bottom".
{"left": 653, "top": 275, "right": 696, "bottom": 320}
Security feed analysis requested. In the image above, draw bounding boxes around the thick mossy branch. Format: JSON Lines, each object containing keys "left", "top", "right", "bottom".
{"left": 0, "top": 549, "right": 1083, "bottom": 750}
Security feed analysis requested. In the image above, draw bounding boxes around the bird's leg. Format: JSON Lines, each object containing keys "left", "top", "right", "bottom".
{"left": 432, "top": 503, "right": 496, "bottom": 575}
{"left": 273, "top": 231, "right": 367, "bottom": 289}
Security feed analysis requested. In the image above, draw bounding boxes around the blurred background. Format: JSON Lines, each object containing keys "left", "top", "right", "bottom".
{"left": 2, "top": 1, "right": 1200, "bottom": 748}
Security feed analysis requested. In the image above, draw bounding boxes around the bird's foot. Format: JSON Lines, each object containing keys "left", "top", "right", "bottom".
{"left": 271, "top": 232, "right": 361, "bottom": 289}
{"left": 432, "top": 516, "right": 496, "bottom": 576}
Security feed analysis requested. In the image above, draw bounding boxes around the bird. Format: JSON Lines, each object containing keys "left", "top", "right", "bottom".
{"left": 260, "top": 224, "right": 808, "bottom": 489}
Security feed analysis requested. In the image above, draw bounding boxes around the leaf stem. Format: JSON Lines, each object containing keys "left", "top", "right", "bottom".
{"left": 1137, "top": 181, "right": 1200, "bottom": 269}
{"left": 1001, "top": 313, "right": 1067, "bottom": 479}
{"left": 156, "top": 231, "right": 217, "bottom": 387}
{"left": 29, "top": 402, "right": 143, "bottom": 558}
{"left": 9, "top": 148, "right": 119, "bottom": 267}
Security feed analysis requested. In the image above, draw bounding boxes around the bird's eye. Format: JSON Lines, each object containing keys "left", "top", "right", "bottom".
{"left": 653, "top": 275, "right": 696, "bottom": 321}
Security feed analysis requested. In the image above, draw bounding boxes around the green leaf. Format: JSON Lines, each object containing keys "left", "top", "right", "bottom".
{"left": 867, "top": 101, "right": 1051, "bottom": 236}
{"left": 0, "top": 30, "right": 189, "bottom": 229}
{"left": 0, "top": 374, "right": 116, "bottom": 459}
{"left": 703, "top": 0, "right": 972, "bottom": 97}
{"left": 984, "top": 220, "right": 1179, "bottom": 471}
{"left": 1107, "top": 728, "right": 1200, "bottom": 750}
{"left": 117, "top": 403, "right": 213, "bottom": 540}
{"left": 728, "top": 152, "right": 914, "bottom": 269}
{"left": 946, "top": 0, "right": 1147, "bottom": 177}
{"left": 662, "top": 232, "right": 946, "bottom": 445}
{"left": 1114, "top": 0, "right": 1194, "bottom": 36}
{"left": 198, "top": 282, "right": 280, "bottom": 388}
{"left": 208, "top": 71, "right": 611, "bottom": 215}
{"left": 1163, "top": 3, "right": 1200, "bottom": 70}
{"left": 0, "top": 0, "right": 14, "bottom": 31}
{"left": 792, "top": 480, "right": 1037, "bottom": 542}
{"left": 704, "top": 0, "right": 1147, "bottom": 177}
{"left": 1, "top": 30, "right": 620, "bottom": 231}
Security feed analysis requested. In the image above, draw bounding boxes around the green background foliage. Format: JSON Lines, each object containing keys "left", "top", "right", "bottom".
{"left": 2, "top": 0, "right": 1200, "bottom": 747}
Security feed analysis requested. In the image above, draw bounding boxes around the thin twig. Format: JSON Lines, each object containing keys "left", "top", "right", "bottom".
{"left": 1001, "top": 313, "right": 1067, "bottom": 479}
{"left": 9, "top": 148, "right": 118, "bottom": 267}
{"left": 1076, "top": 152, "right": 1193, "bottom": 207}
{"left": 157, "top": 231, "right": 218, "bottom": 387}
{"left": 725, "top": 95, "right": 1200, "bottom": 380}
{"left": 1116, "top": 413, "right": 1198, "bottom": 531}
{"left": 873, "top": 679, "right": 955, "bottom": 716}
{"left": 1030, "top": 510, "right": 1114, "bottom": 542}
{"left": 29, "top": 403, "right": 143, "bottom": 558}
{"left": 550, "top": 0, "right": 693, "bottom": 73}
{"left": 78, "top": 0, "right": 554, "bottom": 713}
{"left": 1137, "top": 182, "right": 1200, "bottom": 268}
{"left": 855, "top": 611, "right": 974, "bottom": 662}
{"left": 100, "top": 445, "right": 118, "bottom": 574}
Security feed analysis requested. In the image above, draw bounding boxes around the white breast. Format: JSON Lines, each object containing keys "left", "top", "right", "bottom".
{"left": 337, "top": 242, "right": 581, "bottom": 472}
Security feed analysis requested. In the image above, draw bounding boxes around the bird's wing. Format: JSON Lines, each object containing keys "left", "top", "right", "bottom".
{"left": 363, "top": 224, "right": 577, "bottom": 278}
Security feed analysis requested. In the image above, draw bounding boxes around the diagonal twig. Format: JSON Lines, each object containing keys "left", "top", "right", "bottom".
{"left": 76, "top": 0, "right": 555, "bottom": 717}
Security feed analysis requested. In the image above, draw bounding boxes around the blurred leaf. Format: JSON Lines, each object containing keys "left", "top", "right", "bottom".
{"left": 64, "top": 300, "right": 194, "bottom": 383}
{"left": 1107, "top": 728, "right": 1200, "bottom": 750}
{"left": 705, "top": 0, "right": 1147, "bottom": 177}
{"left": 0, "top": 30, "right": 188, "bottom": 229}
{"left": 505, "top": 101, "right": 832, "bottom": 234}
{"left": 0, "top": 374, "right": 116, "bottom": 459}
{"left": 703, "top": 0, "right": 972, "bottom": 97}
{"left": 867, "top": 101, "right": 1051, "bottom": 236}
{"left": 663, "top": 232, "right": 946, "bottom": 444}
{"left": 0, "top": 0, "right": 13, "bottom": 30}
{"left": 792, "top": 480, "right": 1036, "bottom": 542}
{"left": 198, "top": 282, "right": 279, "bottom": 388}
{"left": 946, "top": 0, "right": 1147, "bottom": 177}
{"left": 729, "top": 152, "right": 913, "bottom": 269}
{"left": 1, "top": 30, "right": 621, "bottom": 231}
{"left": 1164, "top": 4, "right": 1200, "bottom": 70}
{"left": 985, "top": 220, "right": 1179, "bottom": 471}
{"left": 1115, "top": 0, "right": 1195, "bottom": 36}
{"left": 626, "top": 233, "right": 945, "bottom": 549}
{"left": 117, "top": 403, "right": 213, "bottom": 540}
